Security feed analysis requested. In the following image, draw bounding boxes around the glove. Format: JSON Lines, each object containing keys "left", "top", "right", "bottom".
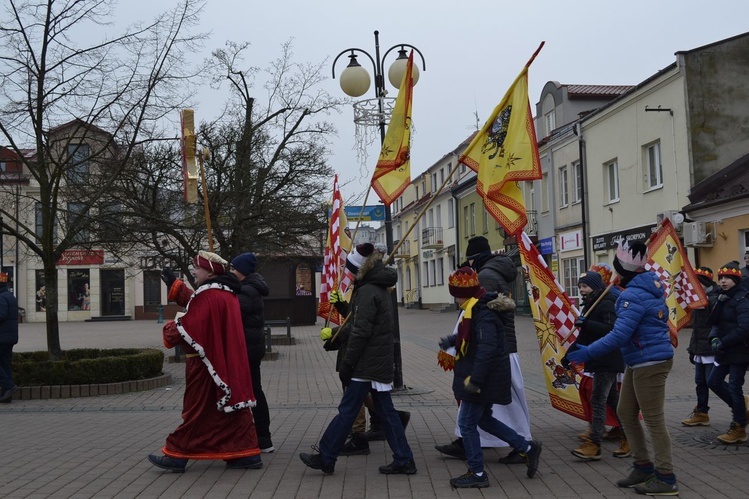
{"left": 689, "top": 353, "right": 695, "bottom": 365}
{"left": 320, "top": 327, "right": 333, "bottom": 341}
{"left": 161, "top": 267, "right": 177, "bottom": 289}
{"left": 566, "top": 344, "right": 591, "bottom": 363}
{"left": 329, "top": 290, "right": 344, "bottom": 304}
{"left": 438, "top": 335, "right": 455, "bottom": 350}
{"left": 560, "top": 355, "right": 571, "bottom": 369}
{"left": 574, "top": 316, "right": 586, "bottom": 328}
{"left": 463, "top": 376, "right": 481, "bottom": 394}
{"left": 339, "top": 364, "right": 353, "bottom": 385}
{"left": 711, "top": 337, "right": 723, "bottom": 353}
{"left": 323, "top": 339, "right": 339, "bottom": 351}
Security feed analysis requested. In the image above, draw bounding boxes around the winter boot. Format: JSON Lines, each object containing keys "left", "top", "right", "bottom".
{"left": 571, "top": 440, "right": 601, "bottom": 461}
{"left": 613, "top": 439, "right": 631, "bottom": 458}
{"left": 616, "top": 462, "right": 654, "bottom": 488}
{"left": 716, "top": 421, "right": 747, "bottom": 444}
{"left": 577, "top": 426, "right": 592, "bottom": 441}
{"left": 602, "top": 426, "right": 625, "bottom": 441}
{"left": 340, "top": 433, "right": 370, "bottom": 456}
{"left": 681, "top": 407, "right": 710, "bottom": 426}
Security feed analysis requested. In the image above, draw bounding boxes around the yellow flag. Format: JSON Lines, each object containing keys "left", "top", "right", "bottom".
{"left": 372, "top": 51, "right": 413, "bottom": 206}
{"left": 459, "top": 64, "right": 542, "bottom": 235}
{"left": 481, "top": 181, "right": 528, "bottom": 235}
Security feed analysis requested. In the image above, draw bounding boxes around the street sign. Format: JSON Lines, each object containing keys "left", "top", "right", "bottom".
{"left": 344, "top": 205, "right": 386, "bottom": 221}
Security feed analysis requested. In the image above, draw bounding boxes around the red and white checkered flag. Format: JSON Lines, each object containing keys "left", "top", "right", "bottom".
{"left": 317, "top": 175, "right": 351, "bottom": 324}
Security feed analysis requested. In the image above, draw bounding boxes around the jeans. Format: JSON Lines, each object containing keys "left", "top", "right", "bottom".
{"left": 589, "top": 371, "right": 621, "bottom": 444}
{"left": 318, "top": 380, "right": 412, "bottom": 465}
{"left": 458, "top": 400, "right": 530, "bottom": 474}
{"left": 694, "top": 361, "right": 714, "bottom": 414}
{"left": 708, "top": 362, "right": 748, "bottom": 425}
{"left": 618, "top": 358, "right": 673, "bottom": 474}
{"left": 0, "top": 344, "right": 14, "bottom": 392}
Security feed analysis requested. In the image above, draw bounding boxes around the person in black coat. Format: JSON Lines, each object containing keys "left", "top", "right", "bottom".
{"left": 682, "top": 267, "right": 720, "bottom": 426}
{"left": 564, "top": 271, "right": 625, "bottom": 460}
{"left": 707, "top": 262, "right": 749, "bottom": 444}
{"left": 439, "top": 267, "right": 541, "bottom": 489}
{"left": 230, "top": 252, "right": 274, "bottom": 453}
{"left": 0, "top": 272, "right": 19, "bottom": 403}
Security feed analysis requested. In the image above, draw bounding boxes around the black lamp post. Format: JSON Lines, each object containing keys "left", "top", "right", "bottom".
{"left": 332, "top": 30, "right": 426, "bottom": 389}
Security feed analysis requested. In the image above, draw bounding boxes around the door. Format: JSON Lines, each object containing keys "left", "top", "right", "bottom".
{"left": 101, "top": 269, "right": 125, "bottom": 316}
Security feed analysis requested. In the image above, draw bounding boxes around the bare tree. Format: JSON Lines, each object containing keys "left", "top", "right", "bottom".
{"left": 0, "top": 0, "right": 207, "bottom": 359}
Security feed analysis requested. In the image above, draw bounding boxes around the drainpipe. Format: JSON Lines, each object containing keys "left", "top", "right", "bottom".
{"left": 574, "top": 122, "right": 589, "bottom": 267}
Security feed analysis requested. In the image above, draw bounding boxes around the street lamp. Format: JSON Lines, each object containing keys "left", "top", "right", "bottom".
{"left": 332, "top": 30, "right": 426, "bottom": 390}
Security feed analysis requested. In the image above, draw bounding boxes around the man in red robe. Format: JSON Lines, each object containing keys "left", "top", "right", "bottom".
{"left": 148, "top": 251, "right": 261, "bottom": 472}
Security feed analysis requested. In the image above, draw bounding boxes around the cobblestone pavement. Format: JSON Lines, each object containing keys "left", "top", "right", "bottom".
{"left": 1, "top": 308, "right": 747, "bottom": 498}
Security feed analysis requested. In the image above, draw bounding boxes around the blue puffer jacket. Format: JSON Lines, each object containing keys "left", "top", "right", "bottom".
{"left": 586, "top": 271, "right": 673, "bottom": 367}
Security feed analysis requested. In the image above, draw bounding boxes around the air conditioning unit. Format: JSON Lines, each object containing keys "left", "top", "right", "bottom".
{"left": 656, "top": 211, "right": 685, "bottom": 232}
{"left": 682, "top": 221, "right": 712, "bottom": 247}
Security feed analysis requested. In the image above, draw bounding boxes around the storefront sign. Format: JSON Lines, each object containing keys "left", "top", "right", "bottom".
{"left": 559, "top": 230, "right": 582, "bottom": 252}
{"left": 57, "top": 249, "right": 104, "bottom": 266}
{"left": 539, "top": 237, "right": 554, "bottom": 255}
{"left": 591, "top": 224, "right": 657, "bottom": 251}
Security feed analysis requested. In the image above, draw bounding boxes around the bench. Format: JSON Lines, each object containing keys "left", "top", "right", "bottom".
{"left": 264, "top": 317, "right": 294, "bottom": 348}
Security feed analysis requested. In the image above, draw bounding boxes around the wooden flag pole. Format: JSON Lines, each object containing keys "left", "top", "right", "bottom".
{"left": 198, "top": 149, "right": 214, "bottom": 252}
{"left": 562, "top": 281, "right": 615, "bottom": 344}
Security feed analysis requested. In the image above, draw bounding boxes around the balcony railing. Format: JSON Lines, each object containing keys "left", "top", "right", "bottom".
{"left": 525, "top": 211, "right": 538, "bottom": 236}
{"left": 392, "top": 239, "right": 411, "bottom": 258}
{"left": 421, "top": 227, "right": 443, "bottom": 249}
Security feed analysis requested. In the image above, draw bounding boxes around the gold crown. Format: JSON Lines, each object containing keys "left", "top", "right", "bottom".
{"left": 449, "top": 267, "right": 479, "bottom": 288}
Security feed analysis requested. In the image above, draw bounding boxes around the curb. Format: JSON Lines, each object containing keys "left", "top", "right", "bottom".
{"left": 10, "top": 373, "right": 173, "bottom": 401}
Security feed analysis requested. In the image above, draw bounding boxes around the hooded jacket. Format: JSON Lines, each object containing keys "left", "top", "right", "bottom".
{"left": 236, "top": 273, "right": 270, "bottom": 363}
{"left": 472, "top": 252, "right": 518, "bottom": 353}
{"left": 585, "top": 271, "right": 673, "bottom": 367}
{"left": 572, "top": 290, "right": 624, "bottom": 373}
{"left": 452, "top": 292, "right": 514, "bottom": 405}
{"left": 708, "top": 283, "right": 749, "bottom": 365}
{"left": 688, "top": 282, "right": 719, "bottom": 357}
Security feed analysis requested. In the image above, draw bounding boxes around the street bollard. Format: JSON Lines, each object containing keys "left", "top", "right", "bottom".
{"left": 157, "top": 304, "right": 163, "bottom": 324}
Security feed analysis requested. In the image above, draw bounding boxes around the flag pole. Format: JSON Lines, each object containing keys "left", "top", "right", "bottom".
{"left": 562, "top": 281, "right": 615, "bottom": 344}
{"left": 524, "top": 41, "right": 545, "bottom": 69}
{"left": 198, "top": 149, "right": 214, "bottom": 252}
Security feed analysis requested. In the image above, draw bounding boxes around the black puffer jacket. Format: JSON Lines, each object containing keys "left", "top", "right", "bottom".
{"left": 688, "top": 283, "right": 719, "bottom": 357}
{"left": 452, "top": 292, "right": 513, "bottom": 405}
{"left": 341, "top": 256, "right": 398, "bottom": 383}
{"left": 0, "top": 284, "right": 18, "bottom": 345}
{"left": 473, "top": 252, "right": 518, "bottom": 353}
{"left": 570, "top": 290, "right": 624, "bottom": 373}
{"left": 708, "top": 284, "right": 749, "bottom": 365}
{"left": 236, "top": 273, "right": 270, "bottom": 364}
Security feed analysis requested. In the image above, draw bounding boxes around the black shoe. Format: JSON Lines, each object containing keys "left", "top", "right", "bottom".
{"left": 340, "top": 434, "right": 370, "bottom": 456}
{"left": 435, "top": 438, "right": 466, "bottom": 459}
{"left": 363, "top": 427, "right": 386, "bottom": 441}
{"left": 450, "top": 470, "right": 490, "bottom": 488}
{"left": 0, "top": 385, "right": 18, "bottom": 403}
{"left": 299, "top": 452, "right": 335, "bottom": 474}
{"left": 398, "top": 410, "right": 411, "bottom": 430}
{"left": 258, "top": 436, "right": 275, "bottom": 453}
{"left": 498, "top": 449, "right": 526, "bottom": 465}
{"left": 379, "top": 459, "right": 417, "bottom": 475}
{"left": 225, "top": 455, "right": 262, "bottom": 469}
{"left": 522, "top": 440, "right": 542, "bottom": 478}
{"left": 147, "top": 454, "right": 187, "bottom": 473}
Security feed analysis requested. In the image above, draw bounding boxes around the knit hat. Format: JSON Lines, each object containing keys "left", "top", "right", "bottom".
{"left": 718, "top": 261, "right": 742, "bottom": 285}
{"left": 193, "top": 251, "right": 228, "bottom": 275}
{"left": 613, "top": 240, "right": 648, "bottom": 278}
{"left": 231, "top": 252, "right": 257, "bottom": 276}
{"left": 0, "top": 272, "right": 7, "bottom": 283}
{"left": 448, "top": 267, "right": 482, "bottom": 298}
{"left": 695, "top": 266, "right": 714, "bottom": 287}
{"left": 346, "top": 243, "right": 375, "bottom": 274}
{"left": 578, "top": 271, "right": 604, "bottom": 291}
{"left": 465, "top": 236, "right": 491, "bottom": 259}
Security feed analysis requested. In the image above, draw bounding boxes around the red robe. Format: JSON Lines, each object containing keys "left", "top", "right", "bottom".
{"left": 161, "top": 279, "right": 260, "bottom": 460}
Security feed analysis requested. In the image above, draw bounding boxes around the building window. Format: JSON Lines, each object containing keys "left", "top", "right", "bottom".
{"left": 431, "top": 172, "right": 437, "bottom": 193}
{"left": 423, "top": 262, "right": 430, "bottom": 287}
{"left": 439, "top": 168, "right": 445, "bottom": 185}
{"left": 68, "top": 269, "right": 90, "bottom": 311}
{"left": 67, "top": 202, "right": 89, "bottom": 242}
{"left": 437, "top": 257, "right": 444, "bottom": 285}
{"left": 429, "top": 260, "right": 436, "bottom": 287}
{"left": 405, "top": 267, "right": 411, "bottom": 290}
{"left": 541, "top": 173, "right": 549, "bottom": 212}
{"left": 482, "top": 208, "right": 489, "bottom": 234}
{"left": 35, "top": 202, "right": 58, "bottom": 243}
{"left": 605, "top": 160, "right": 619, "bottom": 203}
{"left": 470, "top": 203, "right": 476, "bottom": 236}
{"left": 562, "top": 257, "right": 585, "bottom": 305}
{"left": 559, "top": 166, "right": 569, "bottom": 207}
{"left": 463, "top": 205, "right": 469, "bottom": 238}
{"left": 645, "top": 141, "right": 663, "bottom": 189}
{"left": 545, "top": 110, "right": 556, "bottom": 136}
{"left": 448, "top": 199, "right": 455, "bottom": 228}
{"left": 436, "top": 204, "right": 442, "bottom": 228}
{"left": 67, "top": 143, "right": 89, "bottom": 185}
{"left": 573, "top": 161, "right": 583, "bottom": 203}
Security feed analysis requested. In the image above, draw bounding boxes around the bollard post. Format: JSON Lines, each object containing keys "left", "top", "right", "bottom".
{"left": 157, "top": 304, "right": 164, "bottom": 324}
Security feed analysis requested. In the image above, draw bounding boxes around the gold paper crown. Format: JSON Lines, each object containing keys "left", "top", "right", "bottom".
{"left": 449, "top": 267, "right": 479, "bottom": 288}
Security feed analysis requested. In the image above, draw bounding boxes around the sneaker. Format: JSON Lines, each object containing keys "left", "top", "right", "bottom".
{"left": 147, "top": 454, "right": 187, "bottom": 473}
{"left": 633, "top": 475, "right": 679, "bottom": 496}
{"left": 435, "top": 438, "right": 466, "bottom": 459}
{"left": 577, "top": 427, "right": 592, "bottom": 441}
{"left": 571, "top": 440, "right": 601, "bottom": 461}
{"left": 522, "top": 440, "right": 542, "bottom": 478}
{"left": 340, "top": 434, "right": 370, "bottom": 456}
{"left": 299, "top": 451, "right": 335, "bottom": 474}
{"left": 450, "top": 470, "right": 490, "bottom": 488}
{"left": 225, "top": 455, "right": 263, "bottom": 469}
{"left": 716, "top": 421, "right": 747, "bottom": 444}
{"left": 498, "top": 449, "right": 526, "bottom": 465}
{"left": 681, "top": 409, "right": 710, "bottom": 426}
{"left": 617, "top": 464, "right": 654, "bottom": 488}
{"left": 613, "top": 439, "right": 631, "bottom": 458}
{"left": 603, "top": 426, "right": 625, "bottom": 441}
{"left": 258, "top": 436, "right": 275, "bottom": 453}
{"left": 379, "top": 459, "right": 417, "bottom": 475}
{"left": 363, "top": 426, "right": 386, "bottom": 441}
{"left": 0, "top": 385, "right": 19, "bottom": 403}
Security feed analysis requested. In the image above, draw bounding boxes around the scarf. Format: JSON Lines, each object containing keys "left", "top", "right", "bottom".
{"left": 455, "top": 289, "right": 487, "bottom": 359}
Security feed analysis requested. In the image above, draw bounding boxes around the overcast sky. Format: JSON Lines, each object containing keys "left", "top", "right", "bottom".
{"left": 120, "top": 0, "right": 749, "bottom": 205}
